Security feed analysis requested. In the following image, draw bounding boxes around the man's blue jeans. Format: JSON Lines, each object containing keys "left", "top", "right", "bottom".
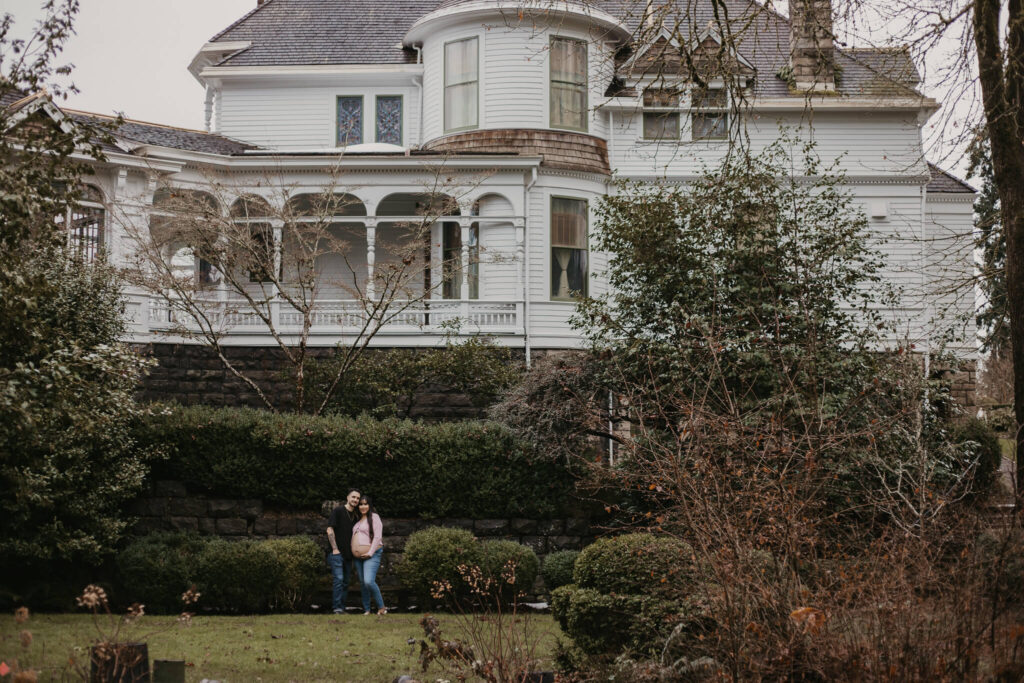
{"left": 355, "top": 547, "right": 386, "bottom": 612}
{"left": 329, "top": 553, "right": 354, "bottom": 612}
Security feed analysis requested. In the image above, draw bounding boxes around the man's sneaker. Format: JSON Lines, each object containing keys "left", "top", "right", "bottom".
{"left": 333, "top": 608, "right": 345, "bottom": 614}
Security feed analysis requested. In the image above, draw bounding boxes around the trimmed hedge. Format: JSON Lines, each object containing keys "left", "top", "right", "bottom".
{"left": 117, "top": 532, "right": 206, "bottom": 613}
{"left": 481, "top": 539, "right": 541, "bottom": 600}
{"left": 115, "top": 533, "right": 322, "bottom": 613}
{"left": 541, "top": 550, "right": 579, "bottom": 592}
{"left": 552, "top": 534, "right": 707, "bottom": 656}
{"left": 573, "top": 533, "right": 697, "bottom": 599}
{"left": 397, "top": 527, "right": 483, "bottom": 605}
{"left": 134, "top": 405, "right": 574, "bottom": 518}
{"left": 397, "top": 527, "right": 539, "bottom": 605}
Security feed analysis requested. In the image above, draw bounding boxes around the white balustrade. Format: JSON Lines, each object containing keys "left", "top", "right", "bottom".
{"left": 145, "top": 296, "right": 521, "bottom": 336}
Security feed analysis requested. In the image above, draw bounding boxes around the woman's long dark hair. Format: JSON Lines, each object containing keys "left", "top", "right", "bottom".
{"left": 359, "top": 495, "right": 377, "bottom": 544}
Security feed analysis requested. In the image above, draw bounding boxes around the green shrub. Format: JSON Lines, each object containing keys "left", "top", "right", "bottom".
{"left": 550, "top": 585, "right": 686, "bottom": 655}
{"left": 398, "top": 527, "right": 482, "bottom": 605}
{"left": 573, "top": 534, "right": 696, "bottom": 600}
{"left": 306, "top": 337, "right": 521, "bottom": 419}
{"left": 263, "top": 536, "right": 322, "bottom": 612}
{"left": 984, "top": 406, "right": 1016, "bottom": 435}
{"left": 196, "top": 539, "right": 281, "bottom": 613}
{"left": 481, "top": 540, "right": 540, "bottom": 599}
{"left": 949, "top": 417, "right": 1004, "bottom": 497}
{"left": 551, "top": 534, "right": 706, "bottom": 657}
{"left": 134, "top": 405, "right": 573, "bottom": 518}
{"left": 117, "top": 532, "right": 206, "bottom": 613}
{"left": 542, "top": 550, "right": 579, "bottom": 592}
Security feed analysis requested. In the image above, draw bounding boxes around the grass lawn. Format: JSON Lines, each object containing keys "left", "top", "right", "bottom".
{"left": 999, "top": 437, "right": 1016, "bottom": 463}
{"left": 1, "top": 612, "right": 562, "bottom": 682}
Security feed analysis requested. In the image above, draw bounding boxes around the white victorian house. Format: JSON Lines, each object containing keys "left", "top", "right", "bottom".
{"left": 4, "top": 0, "right": 976, "bottom": 379}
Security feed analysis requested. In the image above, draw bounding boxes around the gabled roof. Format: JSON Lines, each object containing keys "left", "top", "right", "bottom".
{"left": 927, "top": 163, "right": 975, "bottom": 194}
{"left": 67, "top": 111, "right": 261, "bottom": 156}
{"left": 204, "top": 0, "right": 921, "bottom": 99}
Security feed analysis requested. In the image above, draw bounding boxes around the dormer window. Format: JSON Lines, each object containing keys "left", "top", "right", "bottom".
{"left": 550, "top": 37, "right": 588, "bottom": 131}
{"left": 642, "top": 89, "right": 680, "bottom": 140}
{"left": 445, "top": 37, "right": 479, "bottom": 132}
{"left": 337, "top": 96, "right": 364, "bottom": 146}
{"left": 691, "top": 87, "right": 728, "bottom": 141}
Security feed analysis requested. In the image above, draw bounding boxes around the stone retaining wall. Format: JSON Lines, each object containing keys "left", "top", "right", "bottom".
{"left": 134, "top": 343, "right": 509, "bottom": 419}
{"left": 129, "top": 481, "right": 594, "bottom": 604}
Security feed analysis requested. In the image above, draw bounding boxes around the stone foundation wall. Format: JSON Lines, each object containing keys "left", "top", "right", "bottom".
{"left": 129, "top": 481, "right": 594, "bottom": 604}
{"left": 134, "top": 343, "right": 510, "bottom": 419}
{"left": 940, "top": 361, "right": 978, "bottom": 409}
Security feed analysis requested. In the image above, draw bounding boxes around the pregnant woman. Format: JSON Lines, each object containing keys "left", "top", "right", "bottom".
{"left": 352, "top": 495, "right": 386, "bottom": 615}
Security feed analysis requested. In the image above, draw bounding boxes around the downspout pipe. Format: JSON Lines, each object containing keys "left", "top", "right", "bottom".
{"left": 524, "top": 166, "right": 538, "bottom": 367}
{"left": 413, "top": 46, "right": 424, "bottom": 146}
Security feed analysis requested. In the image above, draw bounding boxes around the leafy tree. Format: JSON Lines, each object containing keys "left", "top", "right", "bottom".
{"left": 0, "top": 1, "right": 155, "bottom": 598}
{"left": 969, "top": 138, "right": 1008, "bottom": 358}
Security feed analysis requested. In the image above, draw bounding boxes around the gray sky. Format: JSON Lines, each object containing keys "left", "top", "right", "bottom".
{"left": 6, "top": 0, "right": 254, "bottom": 130}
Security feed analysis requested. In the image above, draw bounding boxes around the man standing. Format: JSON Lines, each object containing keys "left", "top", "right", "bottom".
{"left": 326, "top": 489, "right": 361, "bottom": 614}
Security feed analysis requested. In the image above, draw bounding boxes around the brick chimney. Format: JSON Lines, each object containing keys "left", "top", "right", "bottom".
{"left": 789, "top": 0, "right": 835, "bottom": 92}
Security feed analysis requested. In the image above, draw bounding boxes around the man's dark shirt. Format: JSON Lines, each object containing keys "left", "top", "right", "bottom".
{"left": 329, "top": 505, "right": 356, "bottom": 560}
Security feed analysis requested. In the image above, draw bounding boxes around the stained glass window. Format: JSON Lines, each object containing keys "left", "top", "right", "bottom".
{"left": 336, "top": 96, "right": 363, "bottom": 146}
{"left": 376, "top": 96, "right": 403, "bottom": 145}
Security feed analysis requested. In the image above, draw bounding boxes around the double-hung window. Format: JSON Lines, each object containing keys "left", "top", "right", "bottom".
{"left": 445, "top": 37, "right": 478, "bottom": 132}
{"left": 550, "top": 37, "right": 588, "bottom": 131}
{"left": 336, "top": 96, "right": 363, "bottom": 146}
{"left": 375, "top": 95, "right": 403, "bottom": 145}
{"left": 551, "top": 197, "right": 588, "bottom": 300}
{"left": 691, "top": 87, "right": 728, "bottom": 141}
{"left": 642, "top": 88, "right": 680, "bottom": 140}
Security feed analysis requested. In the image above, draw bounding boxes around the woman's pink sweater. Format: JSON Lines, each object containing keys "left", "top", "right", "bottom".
{"left": 352, "top": 513, "right": 383, "bottom": 556}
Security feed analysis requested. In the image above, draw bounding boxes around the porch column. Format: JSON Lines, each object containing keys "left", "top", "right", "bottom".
{"left": 272, "top": 220, "right": 283, "bottom": 329}
{"left": 458, "top": 216, "right": 473, "bottom": 321}
{"left": 365, "top": 218, "right": 377, "bottom": 300}
{"left": 515, "top": 217, "right": 526, "bottom": 331}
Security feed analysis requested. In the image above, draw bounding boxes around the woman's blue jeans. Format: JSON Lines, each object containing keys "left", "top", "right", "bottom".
{"left": 355, "top": 547, "right": 385, "bottom": 612}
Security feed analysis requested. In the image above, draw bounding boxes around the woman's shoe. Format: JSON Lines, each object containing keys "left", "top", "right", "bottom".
{"left": 378, "top": 608, "right": 388, "bottom": 615}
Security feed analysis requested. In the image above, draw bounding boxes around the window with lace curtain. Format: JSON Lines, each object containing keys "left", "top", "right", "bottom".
{"left": 550, "top": 197, "right": 588, "bottom": 300}
{"left": 550, "top": 37, "right": 587, "bottom": 131}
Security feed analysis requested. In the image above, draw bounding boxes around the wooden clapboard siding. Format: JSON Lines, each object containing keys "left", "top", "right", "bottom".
{"left": 608, "top": 110, "right": 927, "bottom": 176}
{"left": 219, "top": 83, "right": 420, "bottom": 150}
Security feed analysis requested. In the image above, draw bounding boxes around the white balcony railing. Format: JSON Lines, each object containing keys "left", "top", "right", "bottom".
{"left": 143, "top": 296, "right": 523, "bottom": 337}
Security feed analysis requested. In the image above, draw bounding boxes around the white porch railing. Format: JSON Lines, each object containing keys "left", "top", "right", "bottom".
{"left": 145, "top": 296, "right": 523, "bottom": 336}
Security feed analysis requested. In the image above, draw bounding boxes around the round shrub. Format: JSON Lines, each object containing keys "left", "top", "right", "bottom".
{"left": 264, "top": 536, "right": 322, "bottom": 612}
{"left": 949, "top": 417, "right": 1004, "bottom": 497}
{"left": 542, "top": 550, "right": 579, "bottom": 592}
{"left": 397, "top": 526, "right": 482, "bottom": 605}
{"left": 481, "top": 540, "right": 540, "bottom": 600}
{"left": 117, "top": 532, "right": 206, "bottom": 613}
{"left": 551, "top": 584, "right": 686, "bottom": 655}
{"left": 574, "top": 534, "right": 696, "bottom": 600}
{"left": 196, "top": 539, "right": 281, "bottom": 613}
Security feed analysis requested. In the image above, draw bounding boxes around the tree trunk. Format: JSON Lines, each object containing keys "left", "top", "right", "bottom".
{"left": 974, "top": 0, "right": 1024, "bottom": 501}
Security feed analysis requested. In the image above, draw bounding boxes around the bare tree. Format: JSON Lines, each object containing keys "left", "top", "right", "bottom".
{"left": 121, "top": 163, "right": 488, "bottom": 414}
